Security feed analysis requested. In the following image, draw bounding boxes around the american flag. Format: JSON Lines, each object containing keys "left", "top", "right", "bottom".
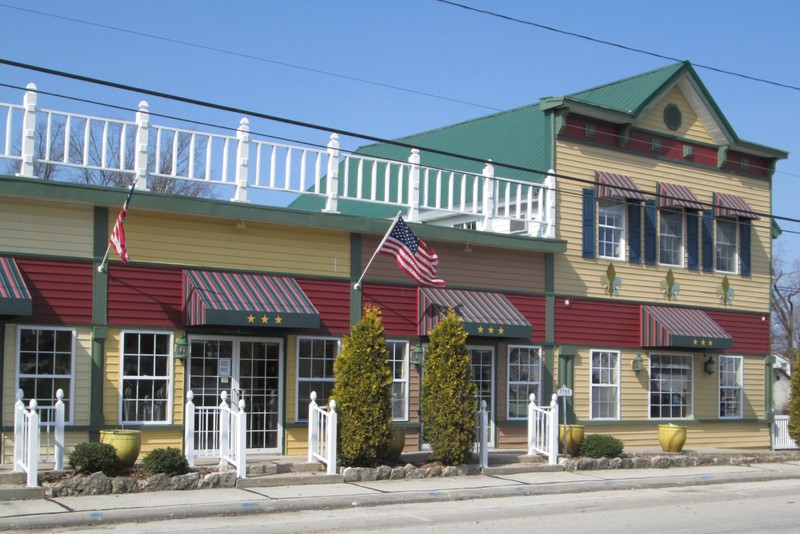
{"left": 379, "top": 216, "right": 445, "bottom": 287}
{"left": 109, "top": 179, "right": 137, "bottom": 263}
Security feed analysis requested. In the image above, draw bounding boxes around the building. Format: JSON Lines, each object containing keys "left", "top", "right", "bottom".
{"left": 0, "top": 61, "right": 787, "bottom": 463}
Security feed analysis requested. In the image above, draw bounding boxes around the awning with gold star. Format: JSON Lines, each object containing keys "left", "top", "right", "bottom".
{"left": 641, "top": 305, "right": 733, "bottom": 350}
{"left": 183, "top": 270, "right": 319, "bottom": 328}
{"left": 418, "top": 287, "right": 532, "bottom": 339}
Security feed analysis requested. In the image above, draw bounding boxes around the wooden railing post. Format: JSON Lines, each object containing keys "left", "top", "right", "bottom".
{"left": 324, "top": 134, "right": 340, "bottom": 213}
{"left": 54, "top": 389, "right": 65, "bottom": 472}
{"left": 478, "top": 400, "right": 488, "bottom": 469}
{"left": 185, "top": 391, "right": 196, "bottom": 467}
{"left": 27, "top": 399, "right": 39, "bottom": 487}
{"left": 326, "top": 399, "right": 337, "bottom": 475}
{"left": 406, "top": 148, "right": 421, "bottom": 222}
{"left": 548, "top": 394, "right": 558, "bottom": 465}
{"left": 18, "top": 83, "right": 37, "bottom": 178}
{"left": 235, "top": 399, "right": 247, "bottom": 479}
{"left": 527, "top": 393, "right": 537, "bottom": 456}
{"left": 13, "top": 389, "right": 24, "bottom": 472}
{"left": 308, "top": 391, "right": 318, "bottom": 463}
{"left": 233, "top": 118, "right": 250, "bottom": 202}
{"left": 219, "top": 391, "right": 229, "bottom": 466}
{"left": 481, "top": 161, "right": 495, "bottom": 231}
{"left": 134, "top": 101, "right": 150, "bottom": 191}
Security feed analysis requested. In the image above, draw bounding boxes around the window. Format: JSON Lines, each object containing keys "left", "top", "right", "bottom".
{"left": 507, "top": 346, "right": 542, "bottom": 419}
{"left": 297, "top": 337, "right": 339, "bottom": 420}
{"left": 121, "top": 332, "right": 173, "bottom": 424}
{"left": 387, "top": 341, "right": 409, "bottom": 421}
{"left": 17, "top": 327, "right": 75, "bottom": 425}
{"left": 659, "top": 209, "right": 684, "bottom": 267}
{"left": 590, "top": 350, "right": 619, "bottom": 419}
{"left": 719, "top": 355, "right": 743, "bottom": 418}
{"left": 716, "top": 219, "right": 738, "bottom": 273}
{"left": 598, "top": 199, "right": 626, "bottom": 260}
{"left": 649, "top": 354, "right": 692, "bottom": 419}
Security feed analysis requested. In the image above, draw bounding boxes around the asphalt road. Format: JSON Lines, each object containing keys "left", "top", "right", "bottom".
{"left": 51, "top": 478, "right": 800, "bottom": 533}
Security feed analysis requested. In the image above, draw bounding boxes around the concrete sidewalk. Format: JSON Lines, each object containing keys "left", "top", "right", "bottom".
{"left": 2, "top": 461, "right": 800, "bottom": 531}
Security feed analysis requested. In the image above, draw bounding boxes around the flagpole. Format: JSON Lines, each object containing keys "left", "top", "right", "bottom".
{"left": 98, "top": 177, "right": 138, "bottom": 273}
{"left": 97, "top": 242, "right": 113, "bottom": 273}
{"left": 353, "top": 211, "right": 402, "bottom": 291}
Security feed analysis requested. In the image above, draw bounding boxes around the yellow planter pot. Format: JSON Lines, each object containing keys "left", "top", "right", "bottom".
{"left": 386, "top": 427, "right": 406, "bottom": 462}
{"left": 658, "top": 424, "right": 687, "bottom": 453}
{"left": 100, "top": 429, "right": 142, "bottom": 467}
{"left": 559, "top": 425, "right": 585, "bottom": 455}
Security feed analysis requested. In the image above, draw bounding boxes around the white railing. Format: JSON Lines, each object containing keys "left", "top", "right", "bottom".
{"left": 773, "top": 415, "right": 799, "bottom": 450}
{"left": 528, "top": 393, "right": 559, "bottom": 465}
{"left": 308, "top": 391, "right": 337, "bottom": 475}
{"left": 1, "top": 85, "right": 556, "bottom": 238}
{"left": 183, "top": 391, "right": 246, "bottom": 477}
{"left": 13, "top": 388, "right": 66, "bottom": 487}
{"left": 476, "top": 400, "right": 489, "bottom": 468}
{"left": 219, "top": 391, "right": 247, "bottom": 479}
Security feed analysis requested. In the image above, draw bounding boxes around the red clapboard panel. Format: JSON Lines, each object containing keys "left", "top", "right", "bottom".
{"left": 362, "top": 283, "right": 418, "bottom": 337}
{"left": 295, "top": 277, "right": 351, "bottom": 335}
{"left": 15, "top": 257, "right": 93, "bottom": 324}
{"left": 108, "top": 264, "right": 183, "bottom": 327}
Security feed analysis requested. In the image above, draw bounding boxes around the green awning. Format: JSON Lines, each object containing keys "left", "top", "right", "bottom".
{"left": 0, "top": 256, "right": 32, "bottom": 316}
{"left": 418, "top": 287, "right": 532, "bottom": 338}
{"left": 183, "top": 270, "right": 320, "bottom": 328}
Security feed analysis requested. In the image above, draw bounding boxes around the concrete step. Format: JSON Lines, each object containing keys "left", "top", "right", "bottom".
{"left": 482, "top": 463, "right": 564, "bottom": 476}
{"left": 0, "top": 483, "right": 46, "bottom": 501}
{"left": 237, "top": 471, "right": 344, "bottom": 488}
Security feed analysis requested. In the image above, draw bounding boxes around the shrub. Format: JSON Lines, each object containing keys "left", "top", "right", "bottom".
{"left": 331, "top": 306, "right": 393, "bottom": 467}
{"left": 788, "top": 352, "right": 800, "bottom": 443}
{"left": 141, "top": 447, "right": 189, "bottom": 477}
{"left": 578, "top": 434, "right": 624, "bottom": 458}
{"left": 68, "top": 442, "right": 120, "bottom": 475}
{"left": 420, "top": 309, "right": 477, "bottom": 465}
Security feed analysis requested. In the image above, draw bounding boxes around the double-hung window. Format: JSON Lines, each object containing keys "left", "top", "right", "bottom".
{"left": 507, "top": 345, "right": 542, "bottom": 419}
{"left": 121, "top": 331, "right": 173, "bottom": 424}
{"left": 649, "top": 354, "right": 692, "bottom": 419}
{"left": 719, "top": 355, "right": 743, "bottom": 418}
{"left": 17, "top": 327, "right": 75, "bottom": 425}
{"left": 387, "top": 340, "right": 409, "bottom": 421}
{"left": 715, "top": 219, "right": 738, "bottom": 274}
{"left": 598, "top": 199, "right": 626, "bottom": 260}
{"left": 297, "top": 336, "right": 339, "bottom": 420}
{"left": 659, "top": 209, "right": 684, "bottom": 267}
{"left": 590, "top": 350, "right": 619, "bottom": 419}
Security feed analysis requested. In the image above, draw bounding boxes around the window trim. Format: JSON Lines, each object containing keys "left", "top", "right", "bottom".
{"left": 16, "top": 326, "right": 77, "bottom": 426}
{"left": 506, "top": 345, "right": 542, "bottom": 421}
{"left": 589, "top": 349, "right": 620, "bottom": 420}
{"left": 648, "top": 352, "right": 694, "bottom": 420}
{"left": 387, "top": 340, "right": 410, "bottom": 422}
{"left": 658, "top": 208, "right": 685, "bottom": 268}
{"left": 715, "top": 218, "right": 739, "bottom": 274}
{"left": 718, "top": 355, "right": 744, "bottom": 419}
{"left": 296, "top": 335, "right": 340, "bottom": 422}
{"left": 119, "top": 330, "right": 175, "bottom": 425}
{"left": 597, "top": 198, "right": 627, "bottom": 261}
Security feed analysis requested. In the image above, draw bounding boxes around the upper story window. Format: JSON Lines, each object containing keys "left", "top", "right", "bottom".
{"left": 17, "top": 327, "right": 75, "bottom": 425}
{"left": 715, "top": 219, "right": 738, "bottom": 274}
{"left": 659, "top": 209, "right": 684, "bottom": 267}
{"left": 121, "top": 331, "right": 173, "bottom": 424}
{"left": 706, "top": 193, "right": 757, "bottom": 277}
{"left": 597, "top": 198, "right": 626, "bottom": 260}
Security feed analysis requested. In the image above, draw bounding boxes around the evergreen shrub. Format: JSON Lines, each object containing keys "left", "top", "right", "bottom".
{"left": 68, "top": 442, "right": 120, "bottom": 475}
{"left": 788, "top": 351, "right": 800, "bottom": 443}
{"left": 332, "top": 306, "right": 393, "bottom": 467}
{"left": 141, "top": 447, "right": 190, "bottom": 477}
{"left": 578, "top": 434, "right": 624, "bottom": 458}
{"left": 420, "top": 309, "right": 477, "bottom": 465}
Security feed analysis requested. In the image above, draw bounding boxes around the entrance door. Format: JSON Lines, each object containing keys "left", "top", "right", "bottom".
{"left": 469, "top": 346, "right": 495, "bottom": 447}
{"left": 188, "top": 336, "right": 283, "bottom": 454}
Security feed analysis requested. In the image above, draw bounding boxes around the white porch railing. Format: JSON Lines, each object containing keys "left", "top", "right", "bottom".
{"left": 476, "top": 400, "right": 489, "bottom": 468}
{"left": 183, "top": 391, "right": 246, "bottom": 478}
{"left": 773, "top": 415, "right": 799, "bottom": 450}
{"left": 308, "top": 392, "right": 337, "bottom": 475}
{"left": 528, "top": 393, "right": 559, "bottom": 465}
{"left": 1, "top": 84, "right": 556, "bottom": 238}
{"left": 13, "top": 388, "right": 65, "bottom": 487}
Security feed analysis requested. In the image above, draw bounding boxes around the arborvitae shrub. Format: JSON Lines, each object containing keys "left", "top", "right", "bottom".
{"left": 331, "top": 306, "right": 393, "bottom": 467}
{"left": 68, "top": 442, "right": 120, "bottom": 475}
{"left": 577, "top": 434, "right": 624, "bottom": 458}
{"left": 420, "top": 309, "right": 477, "bottom": 465}
{"left": 141, "top": 447, "right": 190, "bottom": 477}
{"left": 788, "top": 351, "right": 800, "bottom": 443}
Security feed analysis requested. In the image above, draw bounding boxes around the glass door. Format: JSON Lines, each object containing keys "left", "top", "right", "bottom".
{"left": 469, "top": 346, "right": 495, "bottom": 447}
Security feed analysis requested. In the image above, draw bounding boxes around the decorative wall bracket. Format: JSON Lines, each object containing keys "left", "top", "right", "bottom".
{"left": 716, "top": 275, "right": 735, "bottom": 306}
{"left": 660, "top": 269, "right": 680, "bottom": 301}
{"left": 600, "top": 263, "right": 622, "bottom": 297}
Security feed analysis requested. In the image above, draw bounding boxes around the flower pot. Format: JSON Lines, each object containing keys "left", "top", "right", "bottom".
{"left": 386, "top": 427, "right": 406, "bottom": 462}
{"left": 558, "top": 424, "right": 585, "bottom": 455}
{"left": 100, "top": 429, "right": 142, "bottom": 467}
{"left": 658, "top": 424, "right": 687, "bottom": 453}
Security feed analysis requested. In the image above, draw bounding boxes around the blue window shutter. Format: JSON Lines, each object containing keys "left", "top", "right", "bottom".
{"left": 644, "top": 199, "right": 656, "bottom": 265}
{"left": 740, "top": 219, "right": 751, "bottom": 276}
{"left": 702, "top": 211, "right": 714, "bottom": 272}
{"left": 582, "top": 188, "right": 596, "bottom": 258}
{"left": 628, "top": 202, "right": 641, "bottom": 264}
{"left": 686, "top": 211, "right": 699, "bottom": 270}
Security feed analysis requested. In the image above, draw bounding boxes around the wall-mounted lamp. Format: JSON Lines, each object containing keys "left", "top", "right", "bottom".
{"left": 410, "top": 342, "right": 425, "bottom": 372}
{"left": 631, "top": 354, "right": 644, "bottom": 375}
{"left": 564, "top": 299, "right": 571, "bottom": 307}
{"left": 704, "top": 355, "right": 715, "bottom": 376}
{"left": 175, "top": 335, "right": 188, "bottom": 362}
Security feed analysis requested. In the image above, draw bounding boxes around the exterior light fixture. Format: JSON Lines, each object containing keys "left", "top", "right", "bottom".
{"left": 410, "top": 342, "right": 424, "bottom": 371}
{"left": 631, "top": 354, "right": 644, "bottom": 375}
{"left": 175, "top": 335, "right": 188, "bottom": 362}
{"left": 704, "top": 355, "right": 715, "bottom": 376}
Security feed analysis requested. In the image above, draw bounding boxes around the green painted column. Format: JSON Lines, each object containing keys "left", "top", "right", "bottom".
{"left": 90, "top": 207, "right": 109, "bottom": 437}
{"left": 350, "top": 233, "right": 362, "bottom": 325}
{"left": 543, "top": 252, "right": 556, "bottom": 401}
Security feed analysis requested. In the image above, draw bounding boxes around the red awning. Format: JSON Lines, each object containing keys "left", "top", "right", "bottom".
{"left": 714, "top": 192, "right": 759, "bottom": 220}
{"left": 596, "top": 171, "right": 648, "bottom": 201}
{"left": 641, "top": 305, "right": 733, "bottom": 349}
{"left": 657, "top": 182, "right": 704, "bottom": 210}
{"left": 418, "top": 287, "right": 532, "bottom": 338}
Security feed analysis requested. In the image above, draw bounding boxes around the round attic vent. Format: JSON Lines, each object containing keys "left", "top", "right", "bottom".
{"left": 663, "top": 104, "right": 682, "bottom": 130}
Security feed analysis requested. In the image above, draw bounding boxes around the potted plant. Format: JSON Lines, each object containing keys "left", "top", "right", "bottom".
{"left": 658, "top": 423, "right": 687, "bottom": 453}
{"left": 99, "top": 428, "right": 141, "bottom": 467}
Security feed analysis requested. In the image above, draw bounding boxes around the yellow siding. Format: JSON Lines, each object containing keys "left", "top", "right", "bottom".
{"left": 0, "top": 198, "right": 94, "bottom": 258}
{"left": 580, "top": 422, "right": 770, "bottom": 449}
{"left": 116, "top": 211, "right": 349, "bottom": 277}
{"left": 285, "top": 336, "right": 297, "bottom": 423}
{"left": 286, "top": 427, "right": 309, "bottom": 456}
{"left": 638, "top": 86, "right": 715, "bottom": 143}
{"left": 555, "top": 141, "right": 771, "bottom": 312}
{"left": 2, "top": 324, "right": 17, "bottom": 428}
{"left": 2, "top": 431, "right": 91, "bottom": 464}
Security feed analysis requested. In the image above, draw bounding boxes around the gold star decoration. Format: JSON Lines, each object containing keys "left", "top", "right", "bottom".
{"left": 498, "top": 327, "right": 505, "bottom": 335}
{"left": 701, "top": 339, "right": 707, "bottom": 346}
{"left": 274, "top": 316, "right": 283, "bottom": 325}
{"left": 261, "top": 315, "right": 269, "bottom": 324}
{"left": 708, "top": 340, "right": 713, "bottom": 347}
{"left": 693, "top": 339, "right": 698, "bottom": 345}
{"left": 247, "top": 314, "right": 255, "bottom": 323}
{"left": 477, "top": 326, "right": 484, "bottom": 333}
{"left": 488, "top": 327, "right": 495, "bottom": 334}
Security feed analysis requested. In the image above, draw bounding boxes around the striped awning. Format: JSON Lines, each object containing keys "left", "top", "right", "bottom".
{"left": 595, "top": 171, "right": 648, "bottom": 201}
{"left": 0, "top": 256, "right": 32, "bottom": 316}
{"left": 183, "top": 270, "right": 319, "bottom": 328}
{"left": 714, "top": 192, "right": 760, "bottom": 220}
{"left": 418, "top": 287, "right": 532, "bottom": 338}
{"left": 657, "top": 182, "right": 704, "bottom": 210}
{"left": 641, "top": 305, "right": 733, "bottom": 349}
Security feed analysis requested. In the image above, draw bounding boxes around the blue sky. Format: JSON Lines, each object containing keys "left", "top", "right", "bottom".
{"left": 1, "top": 0, "right": 798, "bottom": 263}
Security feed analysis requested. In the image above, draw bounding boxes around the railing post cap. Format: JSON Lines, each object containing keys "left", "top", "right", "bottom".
{"left": 220, "top": 391, "right": 228, "bottom": 401}
{"left": 56, "top": 389, "right": 64, "bottom": 400}
{"left": 29, "top": 399, "right": 37, "bottom": 410}
{"left": 310, "top": 391, "right": 317, "bottom": 402}
{"left": 239, "top": 117, "right": 250, "bottom": 129}
{"left": 26, "top": 82, "right": 37, "bottom": 91}
{"left": 238, "top": 399, "right": 246, "bottom": 410}
{"left": 16, "top": 389, "right": 23, "bottom": 401}
{"left": 481, "top": 400, "right": 487, "bottom": 409}
{"left": 138, "top": 101, "right": 149, "bottom": 111}
{"left": 329, "top": 399, "right": 337, "bottom": 411}
{"left": 529, "top": 393, "right": 536, "bottom": 402}
{"left": 187, "top": 390, "right": 194, "bottom": 400}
